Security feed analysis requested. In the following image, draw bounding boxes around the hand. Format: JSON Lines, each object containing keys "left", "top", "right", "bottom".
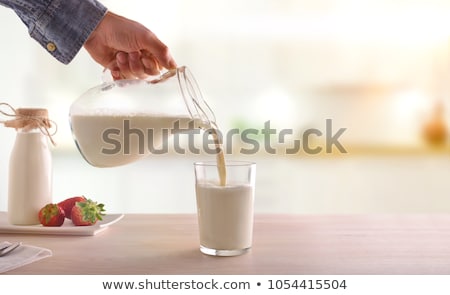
{"left": 83, "top": 11, "right": 177, "bottom": 80}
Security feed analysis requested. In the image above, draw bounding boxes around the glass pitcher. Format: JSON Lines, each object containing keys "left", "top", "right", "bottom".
{"left": 69, "top": 66, "right": 216, "bottom": 168}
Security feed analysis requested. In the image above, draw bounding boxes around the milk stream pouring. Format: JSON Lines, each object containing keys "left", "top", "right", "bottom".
{"left": 0, "top": 104, "right": 55, "bottom": 225}
{"left": 70, "top": 66, "right": 227, "bottom": 185}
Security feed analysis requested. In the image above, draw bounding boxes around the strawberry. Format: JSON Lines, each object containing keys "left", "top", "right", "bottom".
{"left": 57, "top": 196, "right": 87, "bottom": 220}
{"left": 38, "top": 203, "right": 65, "bottom": 226}
{"left": 71, "top": 199, "right": 105, "bottom": 226}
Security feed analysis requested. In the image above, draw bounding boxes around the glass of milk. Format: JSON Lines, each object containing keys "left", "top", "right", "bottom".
{"left": 194, "top": 161, "right": 256, "bottom": 256}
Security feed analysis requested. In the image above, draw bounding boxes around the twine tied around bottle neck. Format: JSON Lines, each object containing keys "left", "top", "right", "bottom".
{"left": 0, "top": 102, "right": 57, "bottom": 146}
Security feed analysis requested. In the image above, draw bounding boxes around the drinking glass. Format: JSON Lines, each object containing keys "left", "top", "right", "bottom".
{"left": 194, "top": 161, "right": 256, "bottom": 256}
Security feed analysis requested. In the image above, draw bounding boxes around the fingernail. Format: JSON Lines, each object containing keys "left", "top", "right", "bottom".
{"left": 112, "top": 70, "right": 120, "bottom": 78}
{"left": 116, "top": 52, "right": 127, "bottom": 64}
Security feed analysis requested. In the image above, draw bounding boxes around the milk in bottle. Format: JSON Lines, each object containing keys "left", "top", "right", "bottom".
{"left": 1, "top": 105, "right": 54, "bottom": 225}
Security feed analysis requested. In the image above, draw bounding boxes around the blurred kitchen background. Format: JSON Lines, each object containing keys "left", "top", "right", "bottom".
{"left": 1, "top": 0, "right": 450, "bottom": 214}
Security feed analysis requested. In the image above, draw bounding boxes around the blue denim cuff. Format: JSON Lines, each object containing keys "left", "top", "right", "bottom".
{"left": 29, "top": 0, "right": 107, "bottom": 64}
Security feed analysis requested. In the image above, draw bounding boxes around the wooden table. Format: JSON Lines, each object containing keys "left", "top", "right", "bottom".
{"left": 2, "top": 214, "right": 450, "bottom": 275}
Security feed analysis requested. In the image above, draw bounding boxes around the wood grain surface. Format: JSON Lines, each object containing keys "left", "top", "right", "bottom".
{"left": 2, "top": 214, "right": 450, "bottom": 274}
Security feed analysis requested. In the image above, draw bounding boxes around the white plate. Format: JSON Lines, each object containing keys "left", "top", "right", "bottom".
{"left": 0, "top": 212, "right": 124, "bottom": 236}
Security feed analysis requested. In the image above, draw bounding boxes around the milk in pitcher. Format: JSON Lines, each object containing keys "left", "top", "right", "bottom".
{"left": 70, "top": 113, "right": 200, "bottom": 167}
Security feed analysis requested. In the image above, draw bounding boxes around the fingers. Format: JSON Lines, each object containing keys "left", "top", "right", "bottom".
{"left": 141, "top": 51, "right": 161, "bottom": 76}
{"left": 116, "top": 51, "right": 133, "bottom": 79}
{"left": 127, "top": 52, "right": 146, "bottom": 78}
{"left": 113, "top": 51, "right": 162, "bottom": 79}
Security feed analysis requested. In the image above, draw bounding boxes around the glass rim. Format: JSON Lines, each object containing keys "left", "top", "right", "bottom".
{"left": 194, "top": 160, "right": 255, "bottom": 167}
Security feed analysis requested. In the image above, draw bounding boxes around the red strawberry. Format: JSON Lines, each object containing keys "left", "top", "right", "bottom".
{"left": 71, "top": 199, "right": 105, "bottom": 226}
{"left": 57, "top": 196, "right": 87, "bottom": 220}
{"left": 38, "top": 203, "right": 65, "bottom": 226}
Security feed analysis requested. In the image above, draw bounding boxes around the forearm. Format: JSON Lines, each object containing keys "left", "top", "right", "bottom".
{"left": 0, "top": 0, "right": 107, "bottom": 64}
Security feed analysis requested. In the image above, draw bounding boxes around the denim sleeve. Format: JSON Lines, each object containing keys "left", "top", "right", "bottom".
{"left": 0, "top": 0, "right": 107, "bottom": 64}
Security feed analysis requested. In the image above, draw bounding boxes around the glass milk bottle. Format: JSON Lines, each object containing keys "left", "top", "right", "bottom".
{"left": 4, "top": 108, "right": 54, "bottom": 225}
